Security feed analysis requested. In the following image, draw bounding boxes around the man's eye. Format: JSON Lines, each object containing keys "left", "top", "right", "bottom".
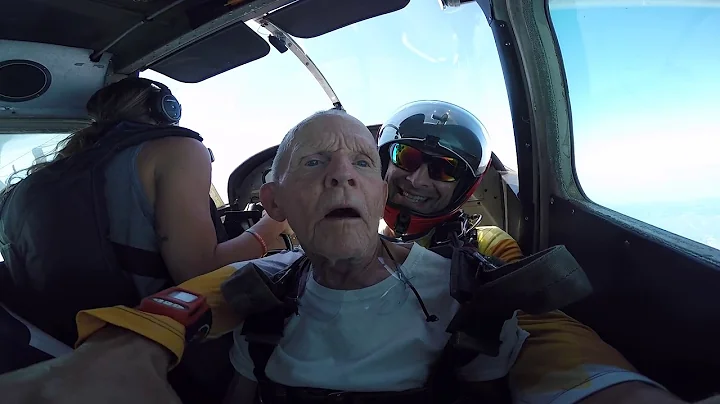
{"left": 305, "top": 159, "right": 321, "bottom": 167}
{"left": 356, "top": 160, "right": 371, "bottom": 168}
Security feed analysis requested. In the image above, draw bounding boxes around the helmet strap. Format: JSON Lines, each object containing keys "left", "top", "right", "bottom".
{"left": 394, "top": 208, "right": 412, "bottom": 235}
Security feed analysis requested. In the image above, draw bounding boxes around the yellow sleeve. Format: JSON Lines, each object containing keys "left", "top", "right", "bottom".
{"left": 473, "top": 226, "right": 662, "bottom": 402}
{"left": 510, "top": 311, "right": 663, "bottom": 403}
{"left": 75, "top": 265, "right": 240, "bottom": 366}
{"left": 475, "top": 225, "right": 524, "bottom": 263}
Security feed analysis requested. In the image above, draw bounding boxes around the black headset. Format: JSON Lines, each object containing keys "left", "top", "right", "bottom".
{"left": 138, "top": 78, "right": 182, "bottom": 124}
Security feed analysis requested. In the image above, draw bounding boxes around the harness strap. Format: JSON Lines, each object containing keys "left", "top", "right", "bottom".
{"left": 243, "top": 256, "right": 311, "bottom": 383}
{"left": 256, "top": 380, "right": 436, "bottom": 404}
{"left": 427, "top": 231, "right": 589, "bottom": 404}
{"left": 249, "top": 339, "right": 278, "bottom": 383}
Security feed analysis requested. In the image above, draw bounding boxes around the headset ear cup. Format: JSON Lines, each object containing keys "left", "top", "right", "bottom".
{"left": 148, "top": 80, "right": 181, "bottom": 124}
{"left": 157, "top": 92, "right": 181, "bottom": 124}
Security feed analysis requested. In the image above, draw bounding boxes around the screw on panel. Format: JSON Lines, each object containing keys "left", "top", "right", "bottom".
{"left": 624, "top": 240, "right": 630, "bottom": 248}
{"left": 571, "top": 209, "right": 575, "bottom": 215}
{"left": 524, "top": 216, "right": 529, "bottom": 221}
{"left": 505, "top": 42, "right": 511, "bottom": 46}
{"left": 550, "top": 197, "right": 554, "bottom": 205}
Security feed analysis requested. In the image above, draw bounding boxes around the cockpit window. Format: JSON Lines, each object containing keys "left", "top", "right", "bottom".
{"left": 0, "top": 133, "right": 66, "bottom": 189}
{"left": 142, "top": 0, "right": 513, "bottom": 203}
{"left": 549, "top": 1, "right": 720, "bottom": 250}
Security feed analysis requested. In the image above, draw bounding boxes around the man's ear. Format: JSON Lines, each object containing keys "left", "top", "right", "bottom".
{"left": 259, "top": 183, "right": 287, "bottom": 222}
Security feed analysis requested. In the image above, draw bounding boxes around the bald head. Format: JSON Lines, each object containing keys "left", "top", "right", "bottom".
{"left": 270, "top": 109, "right": 375, "bottom": 183}
{"left": 259, "top": 108, "right": 387, "bottom": 267}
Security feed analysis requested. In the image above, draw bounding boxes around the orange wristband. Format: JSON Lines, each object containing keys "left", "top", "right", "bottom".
{"left": 245, "top": 229, "right": 268, "bottom": 257}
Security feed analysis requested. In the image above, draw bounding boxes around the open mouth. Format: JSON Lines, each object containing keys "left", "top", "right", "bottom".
{"left": 325, "top": 207, "right": 362, "bottom": 219}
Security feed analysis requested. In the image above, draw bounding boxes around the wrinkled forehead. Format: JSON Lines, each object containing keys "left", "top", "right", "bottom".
{"left": 292, "top": 114, "right": 378, "bottom": 158}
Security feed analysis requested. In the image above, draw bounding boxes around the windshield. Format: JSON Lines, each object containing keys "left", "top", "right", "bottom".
{"left": 0, "top": 133, "right": 67, "bottom": 188}
{"left": 142, "top": 0, "right": 514, "bottom": 203}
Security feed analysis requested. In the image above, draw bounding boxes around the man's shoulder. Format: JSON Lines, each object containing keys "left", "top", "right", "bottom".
{"left": 400, "top": 243, "right": 452, "bottom": 281}
{"left": 405, "top": 242, "right": 449, "bottom": 263}
{"left": 474, "top": 226, "right": 524, "bottom": 263}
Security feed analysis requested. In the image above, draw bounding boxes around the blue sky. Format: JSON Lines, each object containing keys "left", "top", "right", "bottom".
{"left": 1, "top": 0, "right": 717, "bottom": 250}
{"left": 549, "top": 2, "right": 720, "bottom": 248}
{"left": 140, "top": 0, "right": 516, "bottom": 203}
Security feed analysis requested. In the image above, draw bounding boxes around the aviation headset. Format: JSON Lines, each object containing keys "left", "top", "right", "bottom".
{"left": 140, "top": 78, "right": 182, "bottom": 124}
{"left": 96, "top": 77, "right": 182, "bottom": 125}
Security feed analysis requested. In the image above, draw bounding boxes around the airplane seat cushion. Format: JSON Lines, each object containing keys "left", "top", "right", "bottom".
{"left": 0, "top": 305, "right": 54, "bottom": 374}
{"left": 223, "top": 210, "right": 262, "bottom": 239}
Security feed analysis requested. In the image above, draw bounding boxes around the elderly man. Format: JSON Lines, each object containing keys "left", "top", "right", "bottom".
{"left": 0, "top": 110, "right": 703, "bottom": 404}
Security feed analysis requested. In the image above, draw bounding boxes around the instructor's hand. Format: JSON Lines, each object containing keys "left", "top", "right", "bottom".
{"left": 0, "top": 326, "right": 179, "bottom": 404}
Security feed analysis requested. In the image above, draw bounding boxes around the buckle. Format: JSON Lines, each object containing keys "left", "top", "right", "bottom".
{"left": 328, "top": 390, "right": 350, "bottom": 403}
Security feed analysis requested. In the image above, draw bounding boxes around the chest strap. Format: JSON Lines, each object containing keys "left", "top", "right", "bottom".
{"left": 256, "top": 380, "right": 439, "bottom": 404}
{"left": 240, "top": 255, "right": 312, "bottom": 383}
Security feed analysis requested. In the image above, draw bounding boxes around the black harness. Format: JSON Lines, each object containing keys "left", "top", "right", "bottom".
{"left": 0, "top": 122, "right": 214, "bottom": 346}
{"left": 223, "top": 223, "right": 592, "bottom": 404}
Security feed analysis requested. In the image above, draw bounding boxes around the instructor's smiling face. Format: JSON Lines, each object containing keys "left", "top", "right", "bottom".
{"left": 385, "top": 148, "right": 458, "bottom": 214}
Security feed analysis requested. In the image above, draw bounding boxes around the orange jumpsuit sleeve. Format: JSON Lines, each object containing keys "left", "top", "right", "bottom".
{"left": 475, "top": 226, "right": 663, "bottom": 403}
{"left": 75, "top": 265, "right": 239, "bottom": 366}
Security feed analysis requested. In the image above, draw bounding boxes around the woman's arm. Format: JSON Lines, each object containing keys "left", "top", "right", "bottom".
{"left": 153, "top": 137, "right": 288, "bottom": 283}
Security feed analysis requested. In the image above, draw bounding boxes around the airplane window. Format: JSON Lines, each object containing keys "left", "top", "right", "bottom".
{"left": 142, "top": 0, "right": 514, "bottom": 204}
{"left": 0, "top": 133, "right": 67, "bottom": 189}
{"left": 0, "top": 133, "right": 69, "bottom": 262}
{"left": 549, "top": 1, "right": 720, "bottom": 250}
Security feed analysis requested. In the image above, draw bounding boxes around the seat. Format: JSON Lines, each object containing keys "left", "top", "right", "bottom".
{"left": 0, "top": 302, "right": 73, "bottom": 374}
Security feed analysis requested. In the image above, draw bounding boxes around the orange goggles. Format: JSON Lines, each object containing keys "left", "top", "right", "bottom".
{"left": 389, "top": 143, "right": 464, "bottom": 182}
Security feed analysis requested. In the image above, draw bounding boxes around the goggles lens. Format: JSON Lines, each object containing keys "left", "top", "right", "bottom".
{"left": 389, "top": 143, "right": 462, "bottom": 182}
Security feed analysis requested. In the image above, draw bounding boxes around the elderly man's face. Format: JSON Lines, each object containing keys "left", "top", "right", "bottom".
{"left": 262, "top": 114, "right": 387, "bottom": 260}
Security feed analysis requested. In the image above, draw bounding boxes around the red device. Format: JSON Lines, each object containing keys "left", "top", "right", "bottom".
{"left": 138, "top": 287, "right": 212, "bottom": 343}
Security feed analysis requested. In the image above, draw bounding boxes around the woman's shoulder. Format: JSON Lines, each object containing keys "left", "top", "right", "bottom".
{"left": 142, "top": 134, "right": 210, "bottom": 170}
{"left": 145, "top": 133, "right": 206, "bottom": 154}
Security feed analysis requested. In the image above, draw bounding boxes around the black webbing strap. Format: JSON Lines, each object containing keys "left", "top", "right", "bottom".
{"left": 254, "top": 380, "right": 436, "bottom": 404}
{"left": 244, "top": 256, "right": 311, "bottom": 384}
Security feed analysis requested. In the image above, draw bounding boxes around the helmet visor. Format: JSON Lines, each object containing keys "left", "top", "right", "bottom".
{"left": 378, "top": 101, "right": 492, "bottom": 177}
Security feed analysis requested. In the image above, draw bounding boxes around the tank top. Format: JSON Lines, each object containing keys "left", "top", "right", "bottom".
{"left": 104, "top": 143, "right": 169, "bottom": 297}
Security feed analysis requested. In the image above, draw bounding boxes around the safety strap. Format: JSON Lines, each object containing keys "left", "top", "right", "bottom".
{"left": 254, "top": 380, "right": 437, "bottom": 404}
{"left": 244, "top": 240, "right": 588, "bottom": 404}
{"left": 242, "top": 255, "right": 312, "bottom": 383}
{"left": 427, "top": 242, "right": 590, "bottom": 401}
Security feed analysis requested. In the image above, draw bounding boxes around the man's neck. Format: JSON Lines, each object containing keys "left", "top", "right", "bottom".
{"left": 307, "top": 239, "right": 410, "bottom": 290}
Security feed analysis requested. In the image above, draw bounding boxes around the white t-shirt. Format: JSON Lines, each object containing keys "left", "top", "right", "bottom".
{"left": 230, "top": 243, "right": 528, "bottom": 391}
